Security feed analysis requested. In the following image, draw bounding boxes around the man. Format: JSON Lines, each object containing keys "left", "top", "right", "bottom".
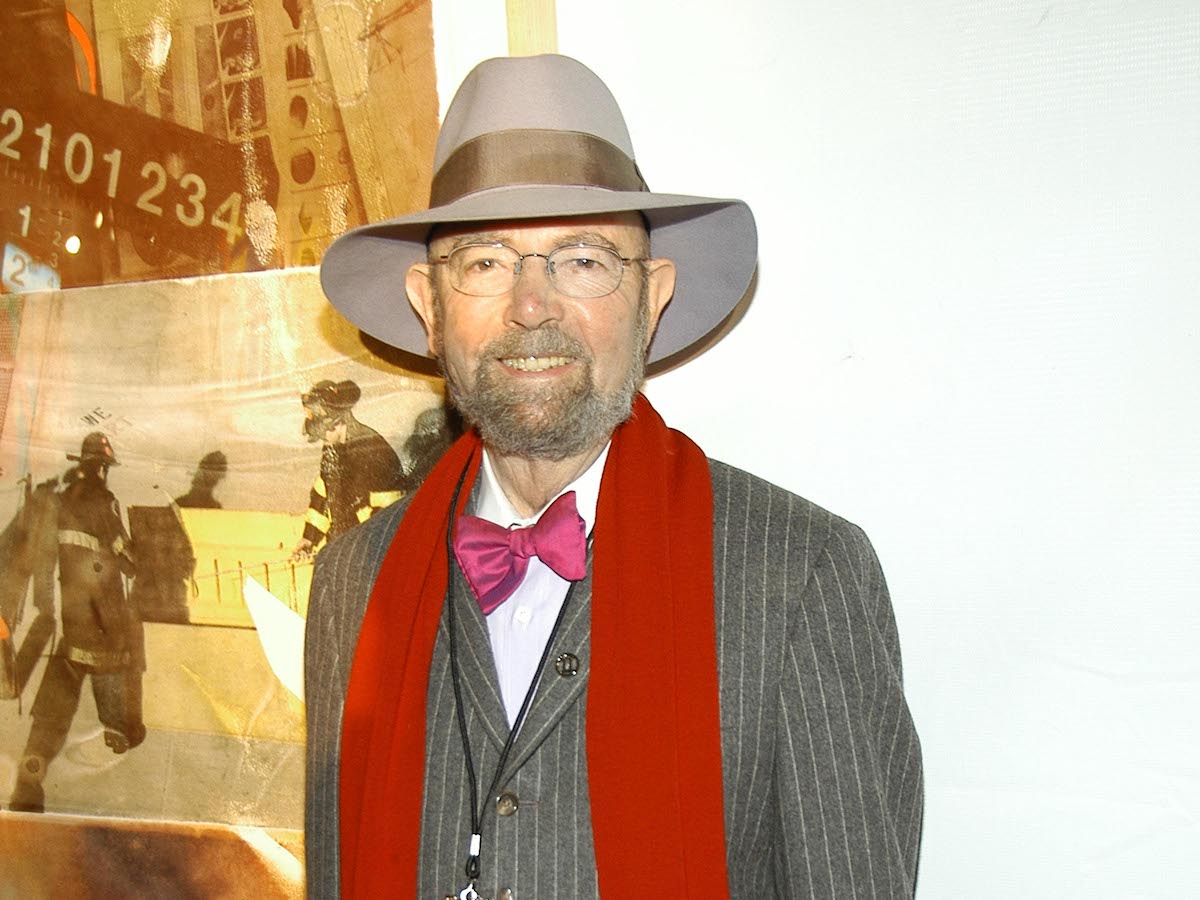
{"left": 293, "top": 379, "right": 404, "bottom": 556}
{"left": 10, "top": 433, "right": 144, "bottom": 812}
{"left": 307, "top": 55, "right": 922, "bottom": 899}
{"left": 127, "top": 451, "right": 228, "bottom": 626}
{"left": 0, "top": 474, "right": 59, "bottom": 699}
{"left": 396, "top": 405, "right": 461, "bottom": 495}
{"left": 175, "top": 450, "right": 228, "bottom": 509}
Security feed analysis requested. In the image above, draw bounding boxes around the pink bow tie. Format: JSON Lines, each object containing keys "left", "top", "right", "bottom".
{"left": 453, "top": 490, "right": 587, "bottom": 615}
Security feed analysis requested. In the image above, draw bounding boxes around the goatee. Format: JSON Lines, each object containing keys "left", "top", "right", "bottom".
{"left": 443, "top": 308, "right": 648, "bottom": 461}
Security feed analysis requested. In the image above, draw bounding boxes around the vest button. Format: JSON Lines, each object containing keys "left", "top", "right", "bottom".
{"left": 554, "top": 652, "right": 579, "bottom": 677}
{"left": 496, "top": 790, "right": 519, "bottom": 816}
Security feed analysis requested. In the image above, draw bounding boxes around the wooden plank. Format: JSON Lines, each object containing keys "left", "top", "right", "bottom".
{"left": 506, "top": 0, "right": 558, "bottom": 56}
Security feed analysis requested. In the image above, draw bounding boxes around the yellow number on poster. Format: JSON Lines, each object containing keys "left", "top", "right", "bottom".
{"left": 211, "top": 192, "right": 244, "bottom": 244}
{"left": 138, "top": 161, "right": 167, "bottom": 215}
{"left": 177, "top": 173, "right": 207, "bottom": 227}
{"left": 0, "top": 109, "right": 23, "bottom": 160}
{"left": 64, "top": 132, "right": 94, "bottom": 184}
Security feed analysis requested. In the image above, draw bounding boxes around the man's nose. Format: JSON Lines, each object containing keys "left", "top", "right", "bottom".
{"left": 508, "top": 254, "right": 563, "bottom": 329}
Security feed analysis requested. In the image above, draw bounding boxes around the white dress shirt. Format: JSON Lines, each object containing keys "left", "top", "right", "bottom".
{"left": 473, "top": 445, "right": 608, "bottom": 726}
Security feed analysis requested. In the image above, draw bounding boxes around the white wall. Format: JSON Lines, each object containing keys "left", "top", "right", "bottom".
{"left": 432, "top": 2, "right": 1200, "bottom": 896}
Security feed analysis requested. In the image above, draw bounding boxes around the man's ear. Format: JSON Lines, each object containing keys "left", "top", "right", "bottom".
{"left": 405, "top": 263, "right": 440, "bottom": 356}
{"left": 642, "top": 258, "right": 677, "bottom": 348}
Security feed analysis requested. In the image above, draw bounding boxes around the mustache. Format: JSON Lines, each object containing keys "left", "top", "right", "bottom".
{"left": 481, "top": 326, "right": 590, "bottom": 362}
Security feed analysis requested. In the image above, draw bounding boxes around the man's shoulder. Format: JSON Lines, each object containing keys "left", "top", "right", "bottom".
{"left": 706, "top": 457, "right": 874, "bottom": 557}
{"left": 313, "top": 460, "right": 874, "bottom": 575}
{"left": 340, "top": 420, "right": 399, "bottom": 462}
{"left": 707, "top": 457, "right": 837, "bottom": 524}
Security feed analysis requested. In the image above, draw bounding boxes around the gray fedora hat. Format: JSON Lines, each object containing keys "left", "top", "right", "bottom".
{"left": 319, "top": 54, "right": 757, "bottom": 364}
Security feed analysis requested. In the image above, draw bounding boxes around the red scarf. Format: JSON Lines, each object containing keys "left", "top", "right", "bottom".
{"left": 338, "top": 394, "right": 730, "bottom": 897}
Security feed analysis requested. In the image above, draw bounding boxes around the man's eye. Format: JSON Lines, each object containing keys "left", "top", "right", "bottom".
{"left": 465, "top": 257, "right": 501, "bottom": 272}
{"left": 564, "top": 256, "right": 599, "bottom": 270}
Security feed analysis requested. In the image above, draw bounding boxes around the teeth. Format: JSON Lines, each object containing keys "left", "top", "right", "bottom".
{"left": 500, "top": 355, "right": 571, "bottom": 372}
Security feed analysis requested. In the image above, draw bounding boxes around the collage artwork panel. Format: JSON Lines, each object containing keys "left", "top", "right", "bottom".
{"left": 1, "top": 0, "right": 438, "bottom": 291}
{"left": 0, "top": 1, "right": 443, "bottom": 895}
{"left": 0, "top": 268, "right": 454, "bottom": 895}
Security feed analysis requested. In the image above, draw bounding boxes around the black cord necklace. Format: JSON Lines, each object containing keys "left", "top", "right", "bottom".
{"left": 443, "top": 465, "right": 584, "bottom": 900}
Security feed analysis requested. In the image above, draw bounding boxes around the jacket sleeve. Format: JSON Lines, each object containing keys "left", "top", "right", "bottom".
{"left": 772, "top": 519, "right": 923, "bottom": 898}
{"left": 304, "top": 539, "right": 352, "bottom": 899}
{"left": 302, "top": 473, "right": 332, "bottom": 548}
{"left": 304, "top": 502, "right": 406, "bottom": 899}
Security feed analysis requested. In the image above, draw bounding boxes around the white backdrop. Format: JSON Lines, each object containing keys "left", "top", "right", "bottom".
{"left": 429, "top": 2, "right": 1200, "bottom": 896}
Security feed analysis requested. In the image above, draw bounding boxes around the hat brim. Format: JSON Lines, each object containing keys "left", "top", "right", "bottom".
{"left": 319, "top": 185, "right": 757, "bottom": 364}
{"left": 67, "top": 454, "right": 119, "bottom": 465}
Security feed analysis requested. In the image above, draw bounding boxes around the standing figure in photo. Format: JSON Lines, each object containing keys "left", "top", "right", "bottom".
{"left": 175, "top": 450, "right": 229, "bottom": 509}
{"left": 0, "top": 475, "right": 61, "bottom": 697}
{"left": 294, "top": 380, "right": 404, "bottom": 557}
{"left": 127, "top": 451, "right": 227, "bottom": 626}
{"left": 396, "top": 405, "right": 461, "bottom": 495}
{"left": 10, "top": 433, "right": 144, "bottom": 813}
{"left": 306, "top": 55, "right": 923, "bottom": 899}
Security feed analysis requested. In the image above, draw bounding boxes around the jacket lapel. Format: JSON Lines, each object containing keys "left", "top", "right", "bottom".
{"left": 445, "top": 561, "right": 510, "bottom": 751}
{"left": 443, "top": 538, "right": 596, "bottom": 771}
{"left": 502, "top": 565, "right": 593, "bottom": 779}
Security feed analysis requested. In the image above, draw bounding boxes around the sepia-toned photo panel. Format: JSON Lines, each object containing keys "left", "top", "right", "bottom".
{"left": 1, "top": 2, "right": 442, "bottom": 892}
{"left": 0, "top": 267, "right": 454, "bottom": 895}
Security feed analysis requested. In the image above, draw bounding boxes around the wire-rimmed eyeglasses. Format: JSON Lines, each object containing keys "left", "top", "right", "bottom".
{"left": 432, "top": 243, "right": 647, "bottom": 299}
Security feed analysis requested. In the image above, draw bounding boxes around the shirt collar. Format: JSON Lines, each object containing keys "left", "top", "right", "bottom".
{"left": 476, "top": 443, "right": 610, "bottom": 533}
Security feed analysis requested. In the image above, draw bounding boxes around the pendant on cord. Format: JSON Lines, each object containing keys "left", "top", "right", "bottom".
{"left": 448, "top": 834, "right": 487, "bottom": 900}
{"left": 442, "top": 884, "right": 488, "bottom": 900}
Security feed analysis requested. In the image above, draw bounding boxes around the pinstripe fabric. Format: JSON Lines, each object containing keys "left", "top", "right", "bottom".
{"left": 416, "top": 556, "right": 600, "bottom": 899}
{"left": 305, "top": 459, "right": 923, "bottom": 899}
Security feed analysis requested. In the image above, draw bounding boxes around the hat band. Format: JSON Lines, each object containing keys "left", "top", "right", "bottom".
{"left": 430, "top": 129, "right": 648, "bottom": 207}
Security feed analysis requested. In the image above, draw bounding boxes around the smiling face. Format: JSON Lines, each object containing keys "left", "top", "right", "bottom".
{"left": 406, "top": 213, "right": 676, "bottom": 461}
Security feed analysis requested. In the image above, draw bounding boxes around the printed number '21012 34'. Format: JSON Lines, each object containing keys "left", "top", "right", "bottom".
{"left": 0, "top": 107, "right": 245, "bottom": 245}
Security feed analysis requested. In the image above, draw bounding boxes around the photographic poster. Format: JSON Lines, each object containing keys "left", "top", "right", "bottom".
{"left": 1, "top": 0, "right": 439, "bottom": 291}
{"left": 0, "top": 0, "right": 441, "bottom": 893}
{"left": 0, "top": 267, "right": 455, "bottom": 896}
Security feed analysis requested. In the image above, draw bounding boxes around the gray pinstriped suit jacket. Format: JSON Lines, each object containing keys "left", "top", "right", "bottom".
{"left": 305, "top": 459, "right": 923, "bottom": 898}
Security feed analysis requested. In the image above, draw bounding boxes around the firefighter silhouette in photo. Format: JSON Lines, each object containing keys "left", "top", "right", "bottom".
{"left": 0, "top": 475, "right": 59, "bottom": 700}
{"left": 10, "top": 433, "right": 145, "bottom": 813}
{"left": 293, "top": 380, "right": 403, "bottom": 557}
{"left": 396, "top": 404, "right": 461, "bottom": 494}
{"left": 129, "top": 451, "right": 227, "bottom": 626}
{"left": 175, "top": 450, "right": 228, "bottom": 509}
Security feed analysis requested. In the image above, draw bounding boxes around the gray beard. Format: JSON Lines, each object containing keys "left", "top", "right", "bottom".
{"left": 442, "top": 303, "right": 649, "bottom": 462}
